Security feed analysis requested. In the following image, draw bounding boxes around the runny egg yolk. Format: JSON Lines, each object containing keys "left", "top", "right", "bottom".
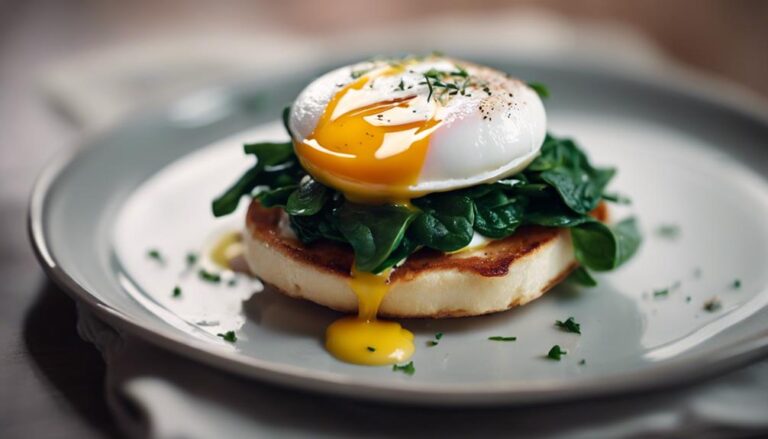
{"left": 301, "top": 68, "right": 429, "bottom": 366}
{"left": 325, "top": 268, "right": 415, "bottom": 366}
{"left": 294, "top": 68, "right": 441, "bottom": 203}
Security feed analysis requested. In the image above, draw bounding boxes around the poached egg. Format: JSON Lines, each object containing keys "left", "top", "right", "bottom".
{"left": 289, "top": 55, "right": 547, "bottom": 203}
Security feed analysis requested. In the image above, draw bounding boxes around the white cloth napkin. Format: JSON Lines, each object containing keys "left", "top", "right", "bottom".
{"left": 46, "top": 10, "right": 768, "bottom": 438}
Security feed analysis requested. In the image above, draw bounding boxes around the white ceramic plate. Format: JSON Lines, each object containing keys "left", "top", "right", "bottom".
{"left": 30, "top": 56, "right": 768, "bottom": 406}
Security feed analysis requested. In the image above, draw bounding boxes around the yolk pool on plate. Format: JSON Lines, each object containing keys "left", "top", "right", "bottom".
{"left": 294, "top": 68, "right": 441, "bottom": 203}
{"left": 210, "top": 231, "right": 244, "bottom": 269}
{"left": 325, "top": 268, "right": 415, "bottom": 366}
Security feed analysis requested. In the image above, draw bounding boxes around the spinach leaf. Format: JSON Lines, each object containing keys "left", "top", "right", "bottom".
{"left": 372, "top": 235, "right": 419, "bottom": 273}
{"left": 571, "top": 217, "right": 641, "bottom": 271}
{"left": 212, "top": 165, "right": 262, "bottom": 217}
{"left": 473, "top": 191, "right": 525, "bottom": 238}
{"left": 337, "top": 203, "right": 418, "bottom": 273}
{"left": 523, "top": 202, "right": 592, "bottom": 227}
{"left": 286, "top": 177, "right": 328, "bottom": 216}
{"left": 243, "top": 141, "right": 294, "bottom": 164}
{"left": 571, "top": 220, "right": 617, "bottom": 271}
{"left": 410, "top": 193, "right": 474, "bottom": 251}
{"left": 568, "top": 267, "right": 597, "bottom": 287}
{"left": 256, "top": 185, "right": 297, "bottom": 207}
{"left": 527, "top": 82, "right": 549, "bottom": 99}
{"left": 527, "top": 136, "right": 615, "bottom": 214}
{"left": 613, "top": 217, "right": 642, "bottom": 267}
{"left": 212, "top": 141, "right": 299, "bottom": 216}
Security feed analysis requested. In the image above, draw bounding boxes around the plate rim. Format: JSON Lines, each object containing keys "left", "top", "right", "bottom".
{"left": 28, "top": 57, "right": 768, "bottom": 406}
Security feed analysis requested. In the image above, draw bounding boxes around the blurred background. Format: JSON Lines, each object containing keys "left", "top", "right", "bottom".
{"left": 1, "top": 1, "right": 767, "bottom": 437}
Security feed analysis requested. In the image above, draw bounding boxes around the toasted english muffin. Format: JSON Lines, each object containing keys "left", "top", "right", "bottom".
{"left": 243, "top": 201, "right": 608, "bottom": 318}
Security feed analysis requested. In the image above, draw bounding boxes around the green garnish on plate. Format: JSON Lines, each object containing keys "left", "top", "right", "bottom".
{"left": 555, "top": 317, "right": 581, "bottom": 334}
{"left": 217, "top": 331, "right": 237, "bottom": 343}
{"left": 392, "top": 361, "right": 415, "bottom": 375}
{"left": 547, "top": 345, "right": 567, "bottom": 360}
{"left": 488, "top": 336, "right": 517, "bottom": 342}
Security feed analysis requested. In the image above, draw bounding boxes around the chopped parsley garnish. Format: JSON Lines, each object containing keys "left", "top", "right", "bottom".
{"left": 423, "top": 74, "right": 434, "bottom": 102}
{"left": 686, "top": 296, "right": 692, "bottom": 303}
{"left": 227, "top": 278, "right": 238, "bottom": 287}
{"left": 732, "top": 279, "right": 742, "bottom": 289}
{"left": 392, "top": 361, "right": 415, "bottom": 375}
{"left": 653, "top": 289, "right": 670, "bottom": 298}
{"left": 367, "top": 346, "right": 376, "bottom": 352}
{"left": 655, "top": 224, "right": 681, "bottom": 239}
{"left": 172, "top": 286, "right": 182, "bottom": 298}
{"left": 704, "top": 297, "right": 722, "bottom": 312}
{"left": 527, "top": 82, "right": 549, "bottom": 99}
{"left": 350, "top": 68, "right": 371, "bottom": 79}
{"left": 579, "top": 359, "right": 586, "bottom": 365}
{"left": 147, "top": 249, "right": 164, "bottom": 264}
{"left": 427, "top": 332, "right": 443, "bottom": 347}
{"left": 397, "top": 78, "right": 404, "bottom": 91}
{"left": 488, "top": 336, "right": 517, "bottom": 342}
{"left": 198, "top": 269, "right": 221, "bottom": 283}
{"left": 186, "top": 252, "right": 198, "bottom": 267}
{"left": 217, "top": 331, "right": 237, "bottom": 342}
{"left": 547, "top": 345, "right": 567, "bottom": 360}
{"left": 555, "top": 317, "right": 581, "bottom": 334}
{"left": 652, "top": 281, "right": 681, "bottom": 299}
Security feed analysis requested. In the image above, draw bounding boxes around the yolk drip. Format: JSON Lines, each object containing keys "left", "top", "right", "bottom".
{"left": 295, "top": 69, "right": 441, "bottom": 203}
{"left": 325, "top": 268, "right": 414, "bottom": 366}
{"left": 210, "top": 231, "right": 243, "bottom": 269}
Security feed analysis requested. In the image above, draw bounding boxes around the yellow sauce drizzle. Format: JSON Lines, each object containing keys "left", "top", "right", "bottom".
{"left": 325, "top": 268, "right": 414, "bottom": 365}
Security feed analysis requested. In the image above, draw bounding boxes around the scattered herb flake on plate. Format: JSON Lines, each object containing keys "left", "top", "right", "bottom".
{"left": 186, "top": 252, "right": 198, "bottom": 267}
{"left": 655, "top": 223, "right": 681, "bottom": 240}
{"left": 547, "top": 345, "right": 567, "bottom": 360}
{"left": 367, "top": 346, "right": 376, "bottom": 352}
{"left": 732, "top": 279, "right": 741, "bottom": 289}
{"left": 653, "top": 289, "right": 670, "bottom": 298}
{"left": 147, "top": 248, "right": 164, "bottom": 264}
{"left": 217, "top": 331, "right": 237, "bottom": 343}
{"left": 172, "top": 286, "right": 182, "bottom": 298}
{"left": 392, "top": 361, "right": 415, "bottom": 375}
{"left": 488, "top": 336, "right": 517, "bottom": 342}
{"left": 198, "top": 269, "right": 221, "bottom": 283}
{"left": 704, "top": 297, "right": 722, "bottom": 312}
{"left": 555, "top": 317, "right": 581, "bottom": 334}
